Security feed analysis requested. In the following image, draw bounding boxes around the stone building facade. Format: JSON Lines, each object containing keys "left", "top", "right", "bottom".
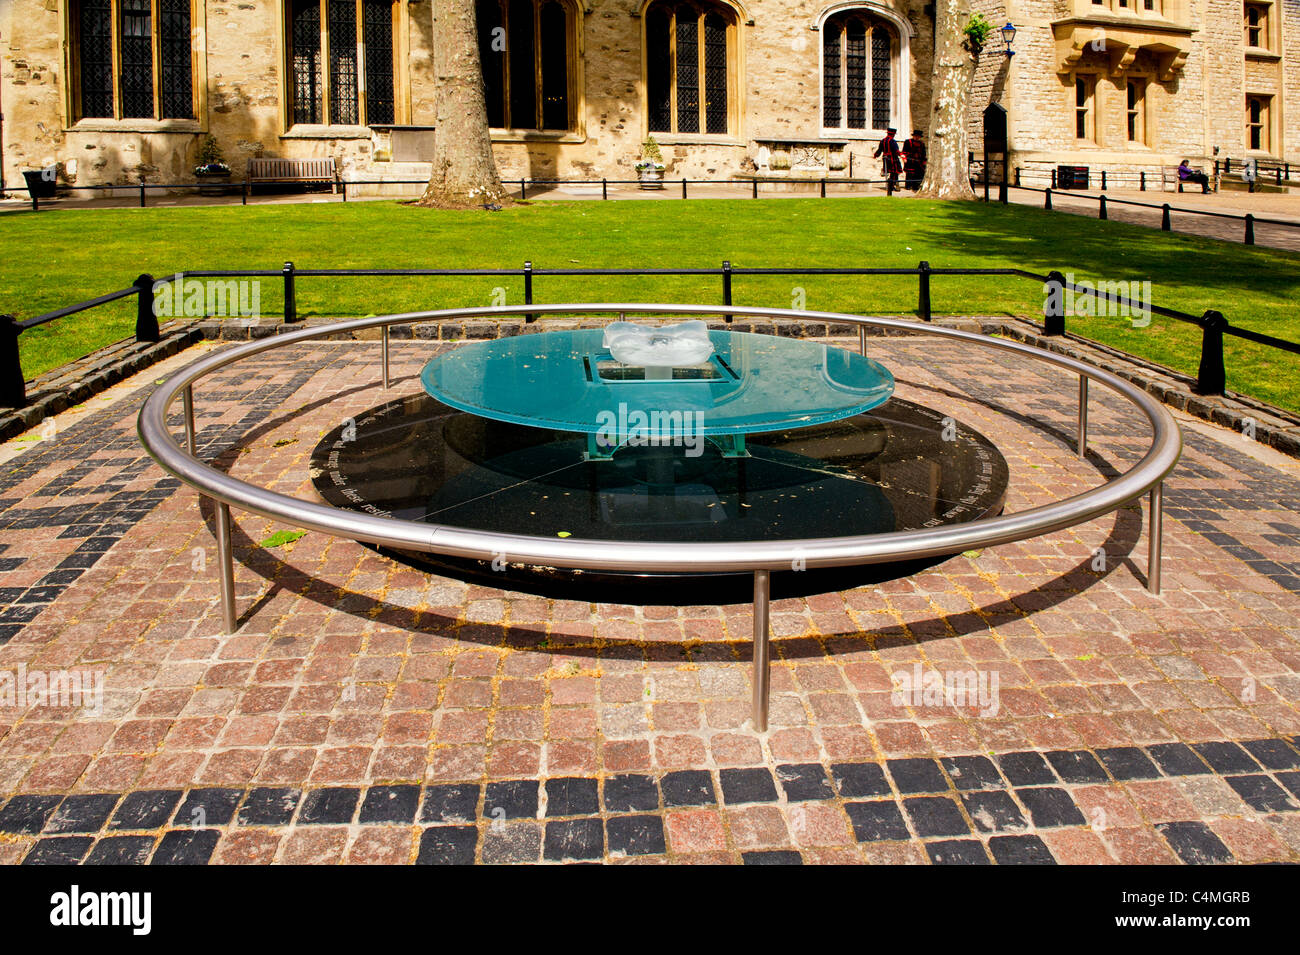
{"left": 0, "top": 0, "right": 1295, "bottom": 193}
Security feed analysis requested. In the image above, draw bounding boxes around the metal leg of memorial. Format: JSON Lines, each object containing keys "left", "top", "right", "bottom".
{"left": 753, "top": 569, "right": 772, "bottom": 731}
{"left": 1078, "top": 376, "right": 1089, "bottom": 458}
{"left": 382, "top": 326, "right": 391, "bottom": 390}
{"left": 1148, "top": 482, "right": 1163, "bottom": 595}
{"left": 182, "top": 385, "right": 197, "bottom": 456}
{"left": 216, "top": 501, "right": 238, "bottom": 633}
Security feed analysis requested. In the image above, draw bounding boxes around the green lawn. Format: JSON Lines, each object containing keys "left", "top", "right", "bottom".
{"left": 2, "top": 197, "right": 1298, "bottom": 412}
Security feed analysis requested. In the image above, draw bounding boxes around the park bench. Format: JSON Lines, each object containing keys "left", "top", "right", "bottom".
{"left": 245, "top": 157, "right": 341, "bottom": 194}
{"left": 1161, "top": 163, "right": 1211, "bottom": 193}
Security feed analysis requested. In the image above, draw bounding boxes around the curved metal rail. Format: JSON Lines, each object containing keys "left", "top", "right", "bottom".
{"left": 138, "top": 304, "right": 1183, "bottom": 731}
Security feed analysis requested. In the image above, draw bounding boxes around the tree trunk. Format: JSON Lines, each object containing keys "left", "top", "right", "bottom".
{"left": 916, "top": 0, "right": 977, "bottom": 201}
{"left": 418, "top": 0, "right": 512, "bottom": 209}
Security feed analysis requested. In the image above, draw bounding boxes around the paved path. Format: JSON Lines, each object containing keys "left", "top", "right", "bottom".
{"left": 0, "top": 335, "right": 1297, "bottom": 864}
{"left": 1006, "top": 186, "right": 1300, "bottom": 253}
{"left": 7, "top": 177, "right": 1299, "bottom": 254}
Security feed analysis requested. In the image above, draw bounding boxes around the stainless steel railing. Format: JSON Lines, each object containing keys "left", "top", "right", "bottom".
{"left": 138, "top": 304, "right": 1182, "bottom": 731}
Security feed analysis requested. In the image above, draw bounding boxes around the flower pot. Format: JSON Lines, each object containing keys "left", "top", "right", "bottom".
{"left": 637, "top": 168, "right": 665, "bottom": 190}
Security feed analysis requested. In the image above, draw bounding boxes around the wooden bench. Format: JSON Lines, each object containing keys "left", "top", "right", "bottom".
{"left": 1161, "top": 164, "right": 1211, "bottom": 193}
{"left": 246, "top": 157, "right": 340, "bottom": 194}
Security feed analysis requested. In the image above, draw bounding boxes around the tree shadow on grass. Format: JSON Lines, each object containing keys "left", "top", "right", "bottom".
{"left": 913, "top": 199, "right": 1300, "bottom": 308}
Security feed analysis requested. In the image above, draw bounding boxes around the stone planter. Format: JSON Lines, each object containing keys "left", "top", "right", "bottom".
{"left": 195, "top": 170, "right": 233, "bottom": 197}
{"left": 637, "top": 168, "right": 665, "bottom": 190}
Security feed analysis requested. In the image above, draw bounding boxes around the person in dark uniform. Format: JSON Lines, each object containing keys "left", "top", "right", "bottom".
{"left": 874, "top": 127, "right": 902, "bottom": 193}
{"left": 903, "top": 130, "right": 927, "bottom": 191}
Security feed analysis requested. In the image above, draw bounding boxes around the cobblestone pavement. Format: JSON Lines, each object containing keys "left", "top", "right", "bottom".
{"left": 0, "top": 335, "right": 1298, "bottom": 865}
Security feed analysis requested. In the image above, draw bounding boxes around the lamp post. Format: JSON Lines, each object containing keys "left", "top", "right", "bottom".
{"left": 998, "top": 22, "right": 1016, "bottom": 203}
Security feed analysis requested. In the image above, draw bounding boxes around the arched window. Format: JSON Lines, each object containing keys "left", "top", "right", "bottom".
{"left": 477, "top": 0, "right": 576, "bottom": 131}
{"left": 287, "top": 0, "right": 397, "bottom": 127}
{"left": 71, "top": 0, "right": 195, "bottom": 121}
{"left": 645, "top": 1, "right": 736, "bottom": 136}
{"left": 822, "top": 10, "right": 896, "bottom": 131}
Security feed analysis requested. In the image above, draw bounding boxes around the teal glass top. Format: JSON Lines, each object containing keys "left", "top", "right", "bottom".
{"left": 420, "top": 328, "right": 894, "bottom": 437}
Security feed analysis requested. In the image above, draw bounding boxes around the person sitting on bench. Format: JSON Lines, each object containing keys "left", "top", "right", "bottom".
{"left": 1178, "top": 160, "right": 1210, "bottom": 194}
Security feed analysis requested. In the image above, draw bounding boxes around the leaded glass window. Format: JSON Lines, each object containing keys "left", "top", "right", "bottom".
{"left": 703, "top": 13, "right": 727, "bottom": 134}
{"left": 158, "top": 0, "right": 193, "bottom": 119}
{"left": 291, "top": 0, "right": 323, "bottom": 124}
{"left": 477, "top": 0, "right": 506, "bottom": 127}
{"left": 328, "top": 0, "right": 359, "bottom": 124}
{"left": 676, "top": 14, "right": 700, "bottom": 133}
{"left": 540, "top": 2, "right": 570, "bottom": 131}
{"left": 363, "top": 0, "right": 396, "bottom": 124}
{"left": 821, "top": 10, "right": 896, "bottom": 132}
{"left": 646, "top": 7, "right": 673, "bottom": 133}
{"left": 73, "top": 0, "right": 195, "bottom": 121}
{"left": 478, "top": 0, "right": 575, "bottom": 131}
{"left": 289, "top": 0, "right": 397, "bottom": 127}
{"left": 821, "top": 20, "right": 841, "bottom": 129}
{"left": 507, "top": 0, "right": 536, "bottom": 129}
{"left": 78, "top": 0, "right": 115, "bottom": 119}
{"left": 871, "top": 28, "right": 891, "bottom": 131}
{"left": 645, "top": 1, "right": 735, "bottom": 136}
{"left": 845, "top": 21, "right": 865, "bottom": 129}
{"left": 119, "top": 0, "right": 154, "bottom": 118}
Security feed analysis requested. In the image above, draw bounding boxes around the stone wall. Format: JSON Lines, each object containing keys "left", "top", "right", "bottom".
{"left": 1, "top": 0, "right": 1295, "bottom": 191}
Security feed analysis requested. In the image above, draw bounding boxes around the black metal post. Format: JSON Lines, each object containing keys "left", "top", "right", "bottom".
{"left": 1044, "top": 188, "right": 1052, "bottom": 210}
{"left": 1099, "top": 194, "right": 1107, "bottom": 220}
{"left": 1015, "top": 167, "right": 1021, "bottom": 187}
{"left": 242, "top": 178, "right": 249, "bottom": 205}
{"left": 139, "top": 182, "right": 147, "bottom": 208}
{"left": 722, "top": 260, "right": 733, "bottom": 324}
{"left": 820, "top": 178, "right": 826, "bottom": 198}
{"left": 917, "top": 261, "right": 932, "bottom": 322}
{"left": 999, "top": 180, "right": 1008, "bottom": 204}
{"left": 1140, "top": 170, "right": 1146, "bottom": 191}
{"left": 520, "top": 179, "right": 527, "bottom": 200}
{"left": 1225, "top": 158, "right": 1232, "bottom": 175}
{"left": 1277, "top": 166, "right": 1283, "bottom": 186}
{"left": 340, "top": 179, "right": 347, "bottom": 202}
{"left": 1196, "top": 310, "right": 1228, "bottom": 395}
{"left": 752, "top": 178, "right": 758, "bottom": 199}
{"left": 1161, "top": 204, "right": 1171, "bottom": 231}
{"left": 1051, "top": 168, "right": 1057, "bottom": 189}
{"left": 282, "top": 261, "right": 298, "bottom": 323}
{"left": 1101, "top": 170, "right": 1107, "bottom": 191}
{"left": 682, "top": 178, "right": 687, "bottom": 199}
{"left": 1043, "top": 270, "right": 1067, "bottom": 336}
{"left": 0, "top": 315, "right": 26, "bottom": 408}
{"left": 524, "top": 260, "right": 534, "bottom": 323}
{"left": 1245, "top": 214, "right": 1255, "bottom": 245}
{"left": 602, "top": 178, "right": 607, "bottom": 200}
{"left": 135, "top": 273, "right": 160, "bottom": 342}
